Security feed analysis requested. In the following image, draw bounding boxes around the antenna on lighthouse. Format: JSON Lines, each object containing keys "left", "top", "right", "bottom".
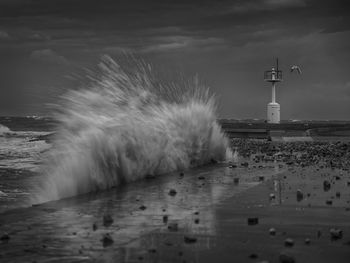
{"left": 264, "top": 58, "right": 282, "bottom": 123}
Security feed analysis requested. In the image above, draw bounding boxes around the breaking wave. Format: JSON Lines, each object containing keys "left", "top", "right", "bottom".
{"left": 35, "top": 55, "right": 232, "bottom": 202}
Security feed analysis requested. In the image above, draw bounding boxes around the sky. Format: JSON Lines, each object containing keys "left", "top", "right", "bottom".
{"left": 0, "top": 0, "right": 349, "bottom": 120}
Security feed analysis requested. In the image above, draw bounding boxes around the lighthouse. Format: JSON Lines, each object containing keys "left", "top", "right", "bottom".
{"left": 264, "top": 59, "right": 282, "bottom": 123}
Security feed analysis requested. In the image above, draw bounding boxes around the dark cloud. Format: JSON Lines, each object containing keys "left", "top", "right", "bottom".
{"left": 0, "top": 0, "right": 349, "bottom": 118}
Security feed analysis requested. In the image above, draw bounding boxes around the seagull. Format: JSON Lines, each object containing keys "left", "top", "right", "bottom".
{"left": 290, "top": 65, "right": 302, "bottom": 74}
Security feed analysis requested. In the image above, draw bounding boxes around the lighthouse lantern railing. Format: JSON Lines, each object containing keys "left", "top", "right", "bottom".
{"left": 264, "top": 69, "right": 282, "bottom": 82}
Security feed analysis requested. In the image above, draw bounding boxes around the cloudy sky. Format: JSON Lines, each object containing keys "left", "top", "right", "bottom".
{"left": 0, "top": 0, "right": 349, "bottom": 119}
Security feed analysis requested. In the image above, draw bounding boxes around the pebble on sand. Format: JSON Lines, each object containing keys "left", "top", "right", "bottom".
{"left": 103, "top": 214, "right": 114, "bottom": 227}
{"left": 168, "top": 189, "right": 177, "bottom": 196}
{"left": 0, "top": 233, "right": 10, "bottom": 241}
{"left": 296, "top": 189, "right": 303, "bottom": 202}
{"left": 284, "top": 238, "right": 294, "bottom": 247}
{"left": 101, "top": 233, "right": 114, "bottom": 247}
{"left": 139, "top": 205, "right": 147, "bottom": 210}
{"left": 269, "top": 228, "right": 276, "bottom": 236}
{"left": 184, "top": 236, "right": 197, "bottom": 244}
{"left": 323, "top": 180, "right": 331, "bottom": 191}
{"left": 330, "top": 228, "right": 343, "bottom": 240}
{"left": 305, "top": 238, "right": 311, "bottom": 244}
{"left": 247, "top": 217, "right": 259, "bottom": 225}
{"left": 269, "top": 193, "right": 276, "bottom": 200}
{"left": 279, "top": 252, "right": 295, "bottom": 263}
{"left": 168, "top": 222, "right": 178, "bottom": 232}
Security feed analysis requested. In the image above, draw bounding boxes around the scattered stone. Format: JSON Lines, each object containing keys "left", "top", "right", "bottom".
{"left": 168, "top": 189, "right": 177, "bottom": 196}
{"left": 269, "top": 193, "right": 276, "bottom": 200}
{"left": 93, "top": 223, "right": 98, "bottom": 231}
{"left": 103, "top": 214, "right": 114, "bottom": 227}
{"left": 326, "top": 200, "right": 333, "bottom": 206}
{"left": 336, "top": 191, "right": 341, "bottom": 198}
{"left": 234, "top": 178, "right": 240, "bottom": 184}
{"left": 148, "top": 248, "right": 157, "bottom": 253}
{"left": 229, "top": 164, "right": 237, "bottom": 168}
{"left": 101, "top": 233, "right": 114, "bottom": 247}
{"left": 168, "top": 223, "right": 178, "bottom": 232}
{"left": 304, "top": 238, "right": 311, "bottom": 245}
{"left": 323, "top": 180, "right": 331, "bottom": 191}
{"left": 330, "top": 228, "right": 343, "bottom": 240}
{"left": 317, "top": 230, "right": 322, "bottom": 238}
{"left": 163, "top": 215, "right": 168, "bottom": 223}
{"left": 139, "top": 205, "right": 147, "bottom": 210}
{"left": 0, "top": 233, "right": 10, "bottom": 241}
{"left": 198, "top": 176, "right": 205, "bottom": 180}
{"left": 241, "top": 162, "right": 249, "bottom": 167}
{"left": 179, "top": 172, "right": 184, "bottom": 177}
{"left": 296, "top": 189, "right": 304, "bottom": 202}
{"left": 249, "top": 253, "right": 258, "bottom": 259}
{"left": 194, "top": 218, "right": 200, "bottom": 224}
{"left": 269, "top": 228, "right": 276, "bottom": 236}
{"left": 284, "top": 238, "right": 294, "bottom": 247}
{"left": 279, "top": 252, "right": 295, "bottom": 263}
{"left": 259, "top": 176, "right": 265, "bottom": 181}
{"left": 145, "top": 174, "right": 156, "bottom": 179}
{"left": 247, "top": 217, "right": 259, "bottom": 225}
{"left": 184, "top": 236, "right": 197, "bottom": 244}
{"left": 194, "top": 211, "right": 199, "bottom": 215}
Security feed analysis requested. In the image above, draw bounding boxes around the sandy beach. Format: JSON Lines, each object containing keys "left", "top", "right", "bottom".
{"left": 1, "top": 159, "right": 349, "bottom": 263}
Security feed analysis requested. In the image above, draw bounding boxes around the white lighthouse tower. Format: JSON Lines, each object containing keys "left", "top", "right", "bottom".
{"left": 264, "top": 59, "right": 282, "bottom": 123}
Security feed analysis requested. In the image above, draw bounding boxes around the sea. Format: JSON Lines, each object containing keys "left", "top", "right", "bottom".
{"left": 0, "top": 116, "right": 54, "bottom": 212}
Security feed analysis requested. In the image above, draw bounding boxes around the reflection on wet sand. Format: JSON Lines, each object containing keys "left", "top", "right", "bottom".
{"left": 0, "top": 164, "right": 281, "bottom": 262}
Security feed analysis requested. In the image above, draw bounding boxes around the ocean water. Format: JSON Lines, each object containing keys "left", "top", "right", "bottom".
{"left": 0, "top": 118, "right": 53, "bottom": 212}
{"left": 0, "top": 56, "right": 231, "bottom": 212}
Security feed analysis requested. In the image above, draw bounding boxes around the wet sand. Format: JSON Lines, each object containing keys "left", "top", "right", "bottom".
{"left": 0, "top": 163, "right": 349, "bottom": 262}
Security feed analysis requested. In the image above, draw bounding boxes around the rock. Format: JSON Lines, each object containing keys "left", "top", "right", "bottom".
{"left": 330, "top": 228, "right": 343, "bottom": 240}
{"left": 229, "top": 164, "right": 237, "bottom": 168}
{"left": 184, "top": 236, "right": 197, "bottom": 243}
{"left": 168, "top": 223, "right": 178, "bottom": 232}
{"left": 103, "top": 214, "right": 114, "bottom": 227}
{"left": 139, "top": 205, "right": 147, "bottom": 210}
{"left": 284, "top": 238, "right": 294, "bottom": 247}
{"left": 168, "top": 189, "right": 177, "bottom": 196}
{"left": 296, "top": 189, "right": 304, "bottom": 202}
{"left": 247, "top": 217, "right": 259, "bottom": 225}
{"left": 279, "top": 252, "right": 295, "bottom": 263}
{"left": 194, "top": 219, "right": 200, "bottom": 224}
{"left": 269, "top": 228, "right": 276, "bottom": 236}
{"left": 326, "top": 200, "right": 333, "bottom": 205}
{"left": 163, "top": 215, "right": 168, "bottom": 223}
{"left": 101, "top": 233, "right": 114, "bottom": 247}
{"left": 194, "top": 211, "right": 199, "bottom": 215}
{"left": 269, "top": 193, "right": 276, "bottom": 200}
{"left": 317, "top": 230, "right": 322, "bottom": 238}
{"left": 0, "top": 233, "right": 10, "bottom": 241}
{"left": 241, "top": 162, "right": 249, "bottom": 167}
{"left": 259, "top": 176, "right": 265, "bottom": 181}
{"left": 145, "top": 174, "right": 156, "bottom": 179}
{"left": 249, "top": 253, "right": 258, "bottom": 259}
{"left": 304, "top": 238, "right": 311, "bottom": 245}
{"left": 179, "top": 172, "right": 184, "bottom": 177}
{"left": 323, "top": 180, "right": 331, "bottom": 191}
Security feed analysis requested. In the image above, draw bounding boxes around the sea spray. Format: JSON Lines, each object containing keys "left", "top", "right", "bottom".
{"left": 35, "top": 55, "right": 232, "bottom": 202}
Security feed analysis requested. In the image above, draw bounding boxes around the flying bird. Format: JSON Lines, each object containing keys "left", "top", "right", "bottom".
{"left": 290, "top": 65, "right": 302, "bottom": 74}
